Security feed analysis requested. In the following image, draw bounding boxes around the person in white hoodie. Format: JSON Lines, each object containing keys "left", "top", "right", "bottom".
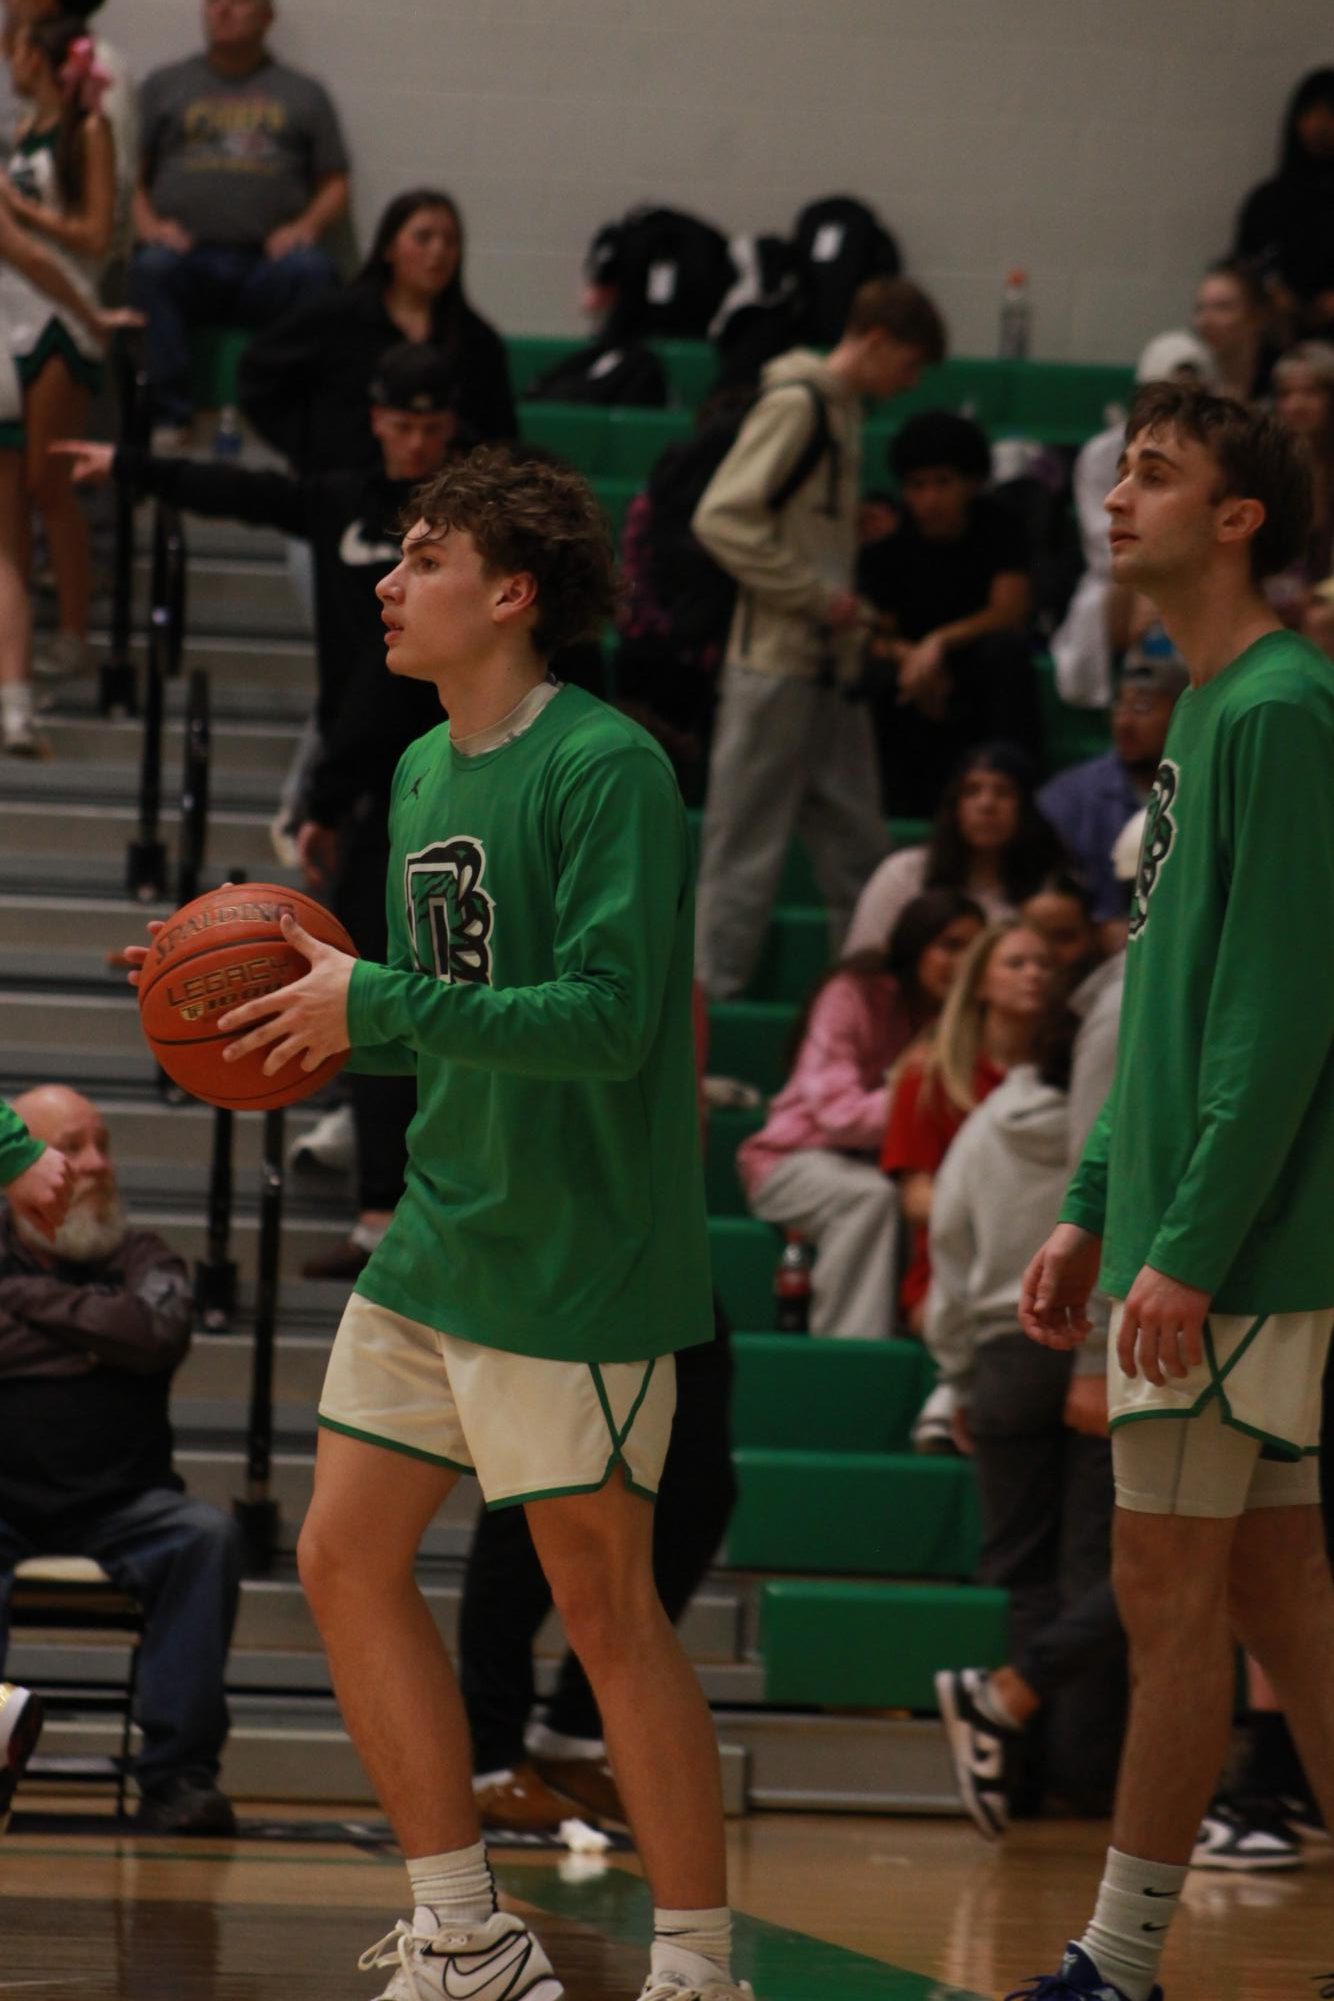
{"left": 926, "top": 1007, "right": 1125, "bottom": 1836}
{"left": 691, "top": 276, "right": 947, "bottom": 1000}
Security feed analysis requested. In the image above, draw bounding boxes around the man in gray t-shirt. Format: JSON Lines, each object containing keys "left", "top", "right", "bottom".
{"left": 131, "top": 0, "right": 350, "bottom": 429}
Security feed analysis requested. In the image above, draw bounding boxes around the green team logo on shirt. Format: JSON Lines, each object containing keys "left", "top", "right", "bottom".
{"left": 1128, "top": 758, "right": 1180, "bottom": 941}
{"left": 405, "top": 838, "right": 495, "bottom": 985}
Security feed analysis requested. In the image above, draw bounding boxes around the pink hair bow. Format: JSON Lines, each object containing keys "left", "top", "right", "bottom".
{"left": 59, "top": 36, "right": 112, "bottom": 117}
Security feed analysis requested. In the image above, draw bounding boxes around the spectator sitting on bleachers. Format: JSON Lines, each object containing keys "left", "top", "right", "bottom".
{"left": 1018, "top": 873, "right": 1102, "bottom": 993}
{"left": 928, "top": 1003, "right": 1124, "bottom": 1833}
{"left": 0, "top": 1086, "right": 242, "bottom": 1834}
{"left": 859, "top": 411, "right": 1040, "bottom": 814}
{"left": 130, "top": 0, "right": 349, "bottom": 438}
{"left": 1193, "top": 260, "right": 1279, "bottom": 406}
{"left": 1038, "top": 637, "right": 1188, "bottom": 941}
{"left": 690, "top": 276, "right": 947, "bottom": 1001}
{"left": 240, "top": 187, "right": 516, "bottom": 474}
{"left": 738, "top": 889, "right": 985, "bottom": 1342}
{"left": 1234, "top": 69, "right": 1334, "bottom": 340}
{"left": 881, "top": 920, "right": 1054, "bottom": 1339}
{"left": 1267, "top": 341, "right": 1334, "bottom": 654}
{"left": 845, "top": 741, "right": 1067, "bottom": 957}
{"left": 1050, "top": 330, "right": 1211, "bottom": 709}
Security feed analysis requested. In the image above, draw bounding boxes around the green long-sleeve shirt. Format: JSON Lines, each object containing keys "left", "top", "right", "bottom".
{"left": 0, "top": 1103, "right": 43, "bottom": 1188}
{"left": 344, "top": 684, "right": 713, "bottom": 1364}
{"left": 1062, "top": 631, "right": 1334, "bottom": 1310}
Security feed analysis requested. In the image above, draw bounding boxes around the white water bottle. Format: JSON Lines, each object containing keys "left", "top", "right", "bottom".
{"left": 998, "top": 269, "right": 1031, "bottom": 360}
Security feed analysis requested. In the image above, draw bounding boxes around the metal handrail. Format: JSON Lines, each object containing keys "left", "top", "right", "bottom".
{"left": 99, "top": 329, "right": 148, "bottom": 718}
{"left": 234, "top": 1108, "right": 285, "bottom": 1574}
{"left": 125, "top": 501, "right": 187, "bottom": 901}
{"left": 175, "top": 667, "right": 210, "bottom": 907}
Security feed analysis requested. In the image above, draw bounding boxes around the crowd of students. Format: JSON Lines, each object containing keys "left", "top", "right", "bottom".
{"left": 0, "top": 0, "right": 1331, "bottom": 1867}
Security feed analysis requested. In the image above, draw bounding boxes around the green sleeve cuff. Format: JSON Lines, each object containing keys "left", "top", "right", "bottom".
{"left": 1059, "top": 1191, "right": 1107, "bottom": 1237}
{"left": 0, "top": 1132, "right": 44, "bottom": 1187}
{"left": 346, "top": 958, "right": 392, "bottom": 1051}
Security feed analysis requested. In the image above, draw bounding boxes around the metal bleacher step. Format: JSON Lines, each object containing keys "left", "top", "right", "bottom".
{"left": 1, "top": 800, "right": 280, "bottom": 870}
{"left": 76, "top": 630, "right": 317, "bottom": 713}
{"left": 32, "top": 1707, "right": 753, "bottom": 1814}
{"left": 0, "top": 754, "right": 292, "bottom": 817}
{"left": 92, "top": 553, "right": 309, "bottom": 639}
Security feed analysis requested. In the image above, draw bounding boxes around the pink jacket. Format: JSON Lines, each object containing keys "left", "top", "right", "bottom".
{"left": 738, "top": 972, "right": 914, "bottom": 1199}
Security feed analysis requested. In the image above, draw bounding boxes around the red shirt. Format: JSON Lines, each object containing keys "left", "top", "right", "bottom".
{"left": 881, "top": 1051, "right": 1007, "bottom": 1314}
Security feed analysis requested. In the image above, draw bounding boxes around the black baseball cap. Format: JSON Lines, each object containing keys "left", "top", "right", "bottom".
{"left": 369, "top": 343, "right": 457, "bottom": 414}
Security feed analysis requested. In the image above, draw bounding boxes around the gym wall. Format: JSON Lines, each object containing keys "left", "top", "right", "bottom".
{"left": 112, "top": 0, "right": 1328, "bottom": 361}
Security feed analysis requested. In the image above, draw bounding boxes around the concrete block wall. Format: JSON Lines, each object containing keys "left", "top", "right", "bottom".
{"left": 108, "top": 0, "right": 1329, "bottom": 361}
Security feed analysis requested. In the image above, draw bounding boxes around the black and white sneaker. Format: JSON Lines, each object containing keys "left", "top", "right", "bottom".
{"left": 1190, "top": 1799, "right": 1302, "bottom": 1872}
{"left": 934, "top": 1667, "right": 1012, "bottom": 1840}
{"left": 0, "top": 1683, "right": 44, "bottom": 1832}
{"left": 359, "top": 1909, "right": 564, "bottom": 2000}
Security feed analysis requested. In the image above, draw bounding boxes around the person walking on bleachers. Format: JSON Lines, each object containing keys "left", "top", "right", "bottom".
{"left": 738, "top": 890, "right": 984, "bottom": 1342}
{"left": 130, "top": 0, "right": 349, "bottom": 438}
{"left": 240, "top": 187, "right": 516, "bottom": 475}
{"left": 1050, "top": 330, "right": 1211, "bottom": 710}
{"left": 55, "top": 342, "right": 462, "bottom": 1282}
{"left": 1234, "top": 68, "right": 1334, "bottom": 340}
{"left": 691, "top": 276, "right": 947, "bottom": 1001}
{"left": 0, "top": 1086, "right": 242, "bottom": 1834}
{"left": 845, "top": 742, "right": 1067, "bottom": 957}
{"left": 881, "top": 919, "right": 1054, "bottom": 1340}
{"left": 858, "top": 411, "right": 1040, "bottom": 814}
{"left": 929, "top": 1005, "right": 1125, "bottom": 1834}
{"left": 1039, "top": 639, "right": 1188, "bottom": 943}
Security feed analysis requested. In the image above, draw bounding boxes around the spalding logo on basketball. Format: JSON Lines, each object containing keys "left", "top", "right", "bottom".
{"left": 138, "top": 884, "right": 359, "bottom": 1112}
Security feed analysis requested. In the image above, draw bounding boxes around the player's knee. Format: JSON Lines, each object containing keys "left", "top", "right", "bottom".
{"left": 549, "top": 1559, "right": 657, "bottom": 1673}
{"left": 297, "top": 1510, "right": 357, "bottom": 1609}
{"left": 1113, "top": 1518, "right": 1224, "bottom": 1646}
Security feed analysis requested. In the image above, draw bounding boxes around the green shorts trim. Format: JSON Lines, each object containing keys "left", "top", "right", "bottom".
{"left": 316, "top": 1413, "right": 471, "bottom": 1475}
{"left": 15, "top": 319, "right": 104, "bottom": 395}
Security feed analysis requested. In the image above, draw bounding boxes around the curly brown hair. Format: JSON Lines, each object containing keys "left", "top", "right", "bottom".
{"left": 403, "top": 445, "right": 618, "bottom": 657}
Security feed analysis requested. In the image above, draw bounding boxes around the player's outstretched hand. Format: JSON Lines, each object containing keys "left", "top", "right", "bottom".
{"left": 1020, "top": 1222, "right": 1102, "bottom": 1348}
{"left": 6, "top": 1145, "right": 74, "bottom": 1240}
{"left": 49, "top": 439, "right": 116, "bottom": 486}
{"left": 1118, "top": 1265, "right": 1211, "bottom": 1387}
{"left": 119, "top": 918, "right": 165, "bottom": 985}
{"left": 217, "top": 913, "right": 354, "bottom": 1075}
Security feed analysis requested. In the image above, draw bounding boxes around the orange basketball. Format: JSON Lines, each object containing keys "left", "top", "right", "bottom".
{"left": 137, "top": 884, "right": 359, "bottom": 1112}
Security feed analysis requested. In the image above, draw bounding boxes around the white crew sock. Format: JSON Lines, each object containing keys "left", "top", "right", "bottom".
{"left": 1078, "top": 1847, "right": 1186, "bottom": 2000}
{"left": 406, "top": 1841, "right": 497, "bottom": 1933}
{"left": 651, "top": 1907, "right": 732, "bottom": 1987}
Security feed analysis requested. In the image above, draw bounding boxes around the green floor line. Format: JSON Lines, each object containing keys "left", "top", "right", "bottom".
{"left": 503, "top": 1861, "right": 989, "bottom": 2001}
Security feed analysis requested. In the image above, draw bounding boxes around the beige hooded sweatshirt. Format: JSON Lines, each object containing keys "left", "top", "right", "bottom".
{"left": 691, "top": 347, "right": 864, "bottom": 684}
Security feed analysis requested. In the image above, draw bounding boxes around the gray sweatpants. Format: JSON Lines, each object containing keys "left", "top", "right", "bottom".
{"left": 695, "top": 662, "right": 888, "bottom": 1000}
{"left": 750, "top": 1149, "right": 899, "bottom": 1340}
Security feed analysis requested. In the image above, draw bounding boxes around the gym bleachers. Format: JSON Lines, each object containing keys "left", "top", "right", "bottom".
{"left": 0, "top": 320, "right": 1135, "bottom": 1814}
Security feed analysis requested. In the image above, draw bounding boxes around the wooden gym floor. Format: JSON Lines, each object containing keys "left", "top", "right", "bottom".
{"left": 0, "top": 1806, "right": 1330, "bottom": 1999}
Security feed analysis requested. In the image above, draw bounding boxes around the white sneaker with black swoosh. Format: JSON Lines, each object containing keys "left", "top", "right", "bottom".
{"left": 358, "top": 1909, "right": 564, "bottom": 2001}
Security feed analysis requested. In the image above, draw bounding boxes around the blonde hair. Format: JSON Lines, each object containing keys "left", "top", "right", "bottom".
{"left": 918, "top": 919, "right": 1021, "bottom": 1117}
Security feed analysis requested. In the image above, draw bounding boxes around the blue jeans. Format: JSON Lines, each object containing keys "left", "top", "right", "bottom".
{"left": 130, "top": 240, "right": 337, "bottom": 424}
{"left": 0, "top": 1488, "right": 242, "bottom": 1792}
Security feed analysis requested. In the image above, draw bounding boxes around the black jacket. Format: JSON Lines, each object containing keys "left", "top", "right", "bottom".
{"left": 238, "top": 280, "right": 518, "bottom": 473}
{"left": 0, "top": 1211, "right": 191, "bottom": 1535}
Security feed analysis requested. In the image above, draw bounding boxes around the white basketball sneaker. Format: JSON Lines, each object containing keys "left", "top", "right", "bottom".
{"left": 359, "top": 1909, "right": 564, "bottom": 2001}
{"left": 638, "top": 1977, "right": 756, "bottom": 2000}
{"left": 0, "top": 1683, "right": 44, "bottom": 1832}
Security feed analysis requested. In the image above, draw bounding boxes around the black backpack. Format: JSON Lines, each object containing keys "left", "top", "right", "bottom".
{"left": 525, "top": 340, "right": 667, "bottom": 408}
{"left": 791, "top": 195, "right": 902, "bottom": 346}
{"left": 592, "top": 206, "right": 735, "bottom": 343}
{"left": 646, "top": 380, "right": 835, "bottom": 652}
{"left": 710, "top": 233, "right": 804, "bottom": 392}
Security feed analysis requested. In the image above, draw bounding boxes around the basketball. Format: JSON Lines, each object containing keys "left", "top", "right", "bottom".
{"left": 137, "top": 884, "right": 358, "bottom": 1112}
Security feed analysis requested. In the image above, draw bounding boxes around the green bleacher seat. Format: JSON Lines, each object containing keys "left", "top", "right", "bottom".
{"left": 592, "top": 475, "right": 639, "bottom": 542}
{"left": 750, "top": 905, "right": 827, "bottom": 1005}
{"left": 728, "top": 1449, "right": 981, "bottom": 1577}
{"left": 760, "top": 1580, "right": 1008, "bottom": 1708}
{"left": 730, "top": 1334, "right": 936, "bottom": 1452}
{"left": 652, "top": 339, "right": 716, "bottom": 409}
{"left": 707, "top": 1000, "right": 796, "bottom": 1095}
{"left": 518, "top": 402, "right": 610, "bottom": 473}
{"left": 507, "top": 336, "right": 582, "bottom": 397}
{"left": 704, "top": 1104, "right": 764, "bottom": 1217}
{"left": 708, "top": 1216, "right": 778, "bottom": 1329}
{"left": 604, "top": 407, "right": 691, "bottom": 478}
{"left": 1006, "top": 362, "right": 1134, "bottom": 445}
{"left": 188, "top": 325, "right": 250, "bottom": 411}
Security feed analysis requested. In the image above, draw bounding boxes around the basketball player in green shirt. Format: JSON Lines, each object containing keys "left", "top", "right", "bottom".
{"left": 1009, "top": 386, "right": 1334, "bottom": 1999}
{"left": 209, "top": 449, "right": 753, "bottom": 2001}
